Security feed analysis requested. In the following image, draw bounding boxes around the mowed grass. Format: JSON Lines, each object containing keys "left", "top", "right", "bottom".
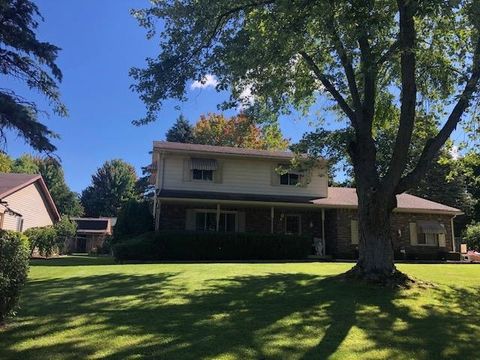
{"left": 1, "top": 258, "right": 479, "bottom": 359}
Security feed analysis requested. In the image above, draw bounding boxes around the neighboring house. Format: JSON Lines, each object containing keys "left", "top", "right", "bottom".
{"left": 151, "top": 141, "right": 462, "bottom": 259}
{"left": 67, "top": 217, "right": 116, "bottom": 253}
{"left": 0, "top": 173, "right": 60, "bottom": 232}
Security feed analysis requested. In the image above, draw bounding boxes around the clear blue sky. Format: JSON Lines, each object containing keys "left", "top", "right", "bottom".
{"left": 5, "top": 0, "right": 316, "bottom": 193}
{"left": 4, "top": 1, "right": 468, "bottom": 193}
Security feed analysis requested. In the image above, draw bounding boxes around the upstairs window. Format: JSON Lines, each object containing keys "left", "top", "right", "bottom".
{"left": 192, "top": 169, "right": 213, "bottom": 181}
{"left": 280, "top": 172, "right": 300, "bottom": 186}
{"left": 190, "top": 158, "right": 217, "bottom": 182}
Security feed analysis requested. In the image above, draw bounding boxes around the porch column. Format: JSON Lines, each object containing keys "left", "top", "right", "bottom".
{"left": 321, "top": 208, "right": 326, "bottom": 242}
{"left": 155, "top": 201, "right": 162, "bottom": 231}
{"left": 216, "top": 203, "right": 221, "bottom": 232}
{"left": 270, "top": 206, "right": 274, "bottom": 234}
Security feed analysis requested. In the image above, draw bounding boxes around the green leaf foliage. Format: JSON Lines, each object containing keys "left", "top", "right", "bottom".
{"left": 0, "top": 230, "right": 29, "bottom": 323}
{"left": 463, "top": 222, "right": 480, "bottom": 251}
{"left": 165, "top": 114, "right": 195, "bottom": 143}
{"left": 0, "top": 0, "right": 67, "bottom": 153}
{"left": 113, "top": 200, "right": 154, "bottom": 242}
{"left": 81, "top": 160, "right": 139, "bottom": 217}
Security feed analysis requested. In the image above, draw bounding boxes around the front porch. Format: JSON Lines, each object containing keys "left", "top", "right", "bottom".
{"left": 155, "top": 199, "right": 331, "bottom": 256}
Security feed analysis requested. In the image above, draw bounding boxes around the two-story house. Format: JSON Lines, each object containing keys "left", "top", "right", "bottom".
{"left": 151, "top": 141, "right": 462, "bottom": 259}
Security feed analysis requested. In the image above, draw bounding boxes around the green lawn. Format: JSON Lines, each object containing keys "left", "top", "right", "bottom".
{"left": 1, "top": 258, "right": 479, "bottom": 359}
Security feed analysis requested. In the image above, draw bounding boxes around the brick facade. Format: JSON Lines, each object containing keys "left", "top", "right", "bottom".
{"left": 159, "top": 203, "right": 455, "bottom": 259}
{"left": 331, "top": 209, "right": 455, "bottom": 259}
{"left": 159, "top": 202, "right": 323, "bottom": 248}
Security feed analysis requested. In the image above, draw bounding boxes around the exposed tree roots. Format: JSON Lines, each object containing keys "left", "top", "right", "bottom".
{"left": 343, "top": 264, "right": 416, "bottom": 289}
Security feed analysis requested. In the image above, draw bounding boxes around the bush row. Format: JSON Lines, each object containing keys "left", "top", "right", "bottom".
{"left": 113, "top": 231, "right": 312, "bottom": 261}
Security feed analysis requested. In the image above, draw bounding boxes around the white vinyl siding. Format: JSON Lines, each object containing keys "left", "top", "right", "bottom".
{"left": 1, "top": 182, "right": 55, "bottom": 231}
{"left": 161, "top": 154, "right": 328, "bottom": 197}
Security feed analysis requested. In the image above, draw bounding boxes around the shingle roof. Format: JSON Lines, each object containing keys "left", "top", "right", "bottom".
{"left": 312, "top": 187, "right": 462, "bottom": 214}
{"left": 71, "top": 217, "right": 114, "bottom": 235}
{"left": 0, "top": 173, "right": 60, "bottom": 220}
{"left": 0, "top": 173, "right": 41, "bottom": 198}
{"left": 153, "top": 141, "right": 311, "bottom": 160}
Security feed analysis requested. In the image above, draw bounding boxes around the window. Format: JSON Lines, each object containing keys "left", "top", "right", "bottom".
{"left": 418, "top": 233, "right": 438, "bottom": 246}
{"left": 285, "top": 215, "right": 301, "bottom": 235}
{"left": 280, "top": 172, "right": 301, "bottom": 186}
{"left": 16, "top": 217, "right": 24, "bottom": 232}
{"left": 195, "top": 211, "right": 236, "bottom": 232}
{"left": 192, "top": 169, "right": 214, "bottom": 181}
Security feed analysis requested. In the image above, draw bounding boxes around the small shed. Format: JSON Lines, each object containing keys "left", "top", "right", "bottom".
{"left": 68, "top": 217, "right": 116, "bottom": 253}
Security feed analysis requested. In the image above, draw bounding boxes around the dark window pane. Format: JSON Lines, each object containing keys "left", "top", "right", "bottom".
{"left": 196, "top": 213, "right": 205, "bottom": 231}
{"left": 206, "top": 213, "right": 216, "bottom": 231}
{"left": 226, "top": 213, "right": 236, "bottom": 232}
{"left": 290, "top": 173, "right": 299, "bottom": 185}
{"left": 286, "top": 215, "right": 300, "bottom": 234}
{"left": 204, "top": 170, "right": 213, "bottom": 181}
{"left": 219, "top": 213, "right": 226, "bottom": 232}
{"left": 280, "top": 173, "right": 289, "bottom": 185}
{"left": 192, "top": 169, "right": 202, "bottom": 180}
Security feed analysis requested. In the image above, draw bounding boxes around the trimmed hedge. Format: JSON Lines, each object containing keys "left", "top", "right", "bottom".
{"left": 0, "top": 230, "right": 30, "bottom": 323}
{"left": 113, "top": 231, "right": 311, "bottom": 261}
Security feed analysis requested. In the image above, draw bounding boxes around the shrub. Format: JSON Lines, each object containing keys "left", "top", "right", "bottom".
{"left": 463, "top": 222, "right": 480, "bottom": 251}
{"left": 113, "top": 231, "right": 311, "bottom": 261}
{"left": 113, "top": 200, "right": 154, "bottom": 243}
{"left": 25, "top": 226, "right": 58, "bottom": 257}
{"left": 54, "top": 217, "right": 77, "bottom": 254}
{"left": 0, "top": 230, "right": 30, "bottom": 323}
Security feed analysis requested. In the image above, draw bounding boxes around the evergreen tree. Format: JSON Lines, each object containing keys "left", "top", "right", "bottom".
{"left": 165, "top": 115, "right": 194, "bottom": 143}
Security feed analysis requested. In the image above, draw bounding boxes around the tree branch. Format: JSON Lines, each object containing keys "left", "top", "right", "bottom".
{"left": 383, "top": 0, "right": 417, "bottom": 192}
{"left": 397, "top": 34, "right": 480, "bottom": 193}
{"left": 299, "top": 51, "right": 356, "bottom": 123}
{"left": 376, "top": 40, "right": 400, "bottom": 66}
{"left": 327, "top": 1, "right": 362, "bottom": 114}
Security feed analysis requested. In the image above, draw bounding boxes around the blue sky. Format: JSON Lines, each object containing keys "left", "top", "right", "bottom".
{"left": 4, "top": 1, "right": 470, "bottom": 193}
{"left": 4, "top": 0, "right": 317, "bottom": 193}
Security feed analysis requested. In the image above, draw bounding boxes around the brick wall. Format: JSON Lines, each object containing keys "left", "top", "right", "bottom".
{"left": 332, "top": 209, "right": 455, "bottom": 259}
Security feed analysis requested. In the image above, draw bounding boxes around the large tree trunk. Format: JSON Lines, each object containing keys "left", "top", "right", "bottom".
{"left": 355, "top": 193, "right": 395, "bottom": 278}
{"left": 346, "top": 185, "right": 411, "bottom": 286}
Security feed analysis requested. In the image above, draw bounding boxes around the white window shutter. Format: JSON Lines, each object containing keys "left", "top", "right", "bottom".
{"left": 438, "top": 233, "right": 446, "bottom": 247}
{"left": 183, "top": 159, "right": 191, "bottom": 182}
{"left": 409, "top": 222, "right": 417, "bottom": 245}
{"left": 350, "top": 220, "right": 359, "bottom": 245}
{"left": 238, "top": 212, "right": 246, "bottom": 232}
{"left": 185, "top": 210, "right": 195, "bottom": 230}
{"left": 214, "top": 160, "right": 223, "bottom": 183}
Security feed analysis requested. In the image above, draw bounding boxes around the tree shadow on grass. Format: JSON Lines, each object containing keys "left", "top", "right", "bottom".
{"left": 1, "top": 271, "right": 479, "bottom": 359}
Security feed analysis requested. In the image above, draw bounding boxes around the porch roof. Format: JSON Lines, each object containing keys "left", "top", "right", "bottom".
{"left": 312, "top": 187, "right": 462, "bottom": 215}
{"left": 157, "top": 189, "right": 321, "bottom": 205}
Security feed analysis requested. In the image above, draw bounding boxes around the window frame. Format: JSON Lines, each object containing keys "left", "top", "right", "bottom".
{"left": 194, "top": 209, "right": 238, "bottom": 232}
{"left": 285, "top": 214, "right": 302, "bottom": 235}
{"left": 417, "top": 232, "right": 439, "bottom": 246}
{"left": 192, "top": 169, "right": 214, "bottom": 182}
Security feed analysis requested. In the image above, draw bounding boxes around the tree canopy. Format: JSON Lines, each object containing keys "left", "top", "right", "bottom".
{"left": 131, "top": 0, "right": 480, "bottom": 281}
{"left": 0, "top": 0, "right": 66, "bottom": 153}
{"left": 192, "top": 113, "right": 288, "bottom": 150}
{"left": 81, "top": 159, "right": 139, "bottom": 217}
{"left": 164, "top": 113, "right": 289, "bottom": 150}
{"left": 165, "top": 114, "right": 195, "bottom": 143}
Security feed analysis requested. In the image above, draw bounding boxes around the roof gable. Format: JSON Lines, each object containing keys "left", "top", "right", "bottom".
{"left": 0, "top": 173, "right": 60, "bottom": 221}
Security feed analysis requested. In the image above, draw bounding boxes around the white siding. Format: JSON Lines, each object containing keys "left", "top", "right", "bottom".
{"left": 1, "top": 182, "right": 55, "bottom": 231}
{"left": 159, "top": 153, "right": 328, "bottom": 197}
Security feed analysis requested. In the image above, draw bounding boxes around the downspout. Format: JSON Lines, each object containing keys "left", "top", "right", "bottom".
{"left": 451, "top": 214, "right": 458, "bottom": 252}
